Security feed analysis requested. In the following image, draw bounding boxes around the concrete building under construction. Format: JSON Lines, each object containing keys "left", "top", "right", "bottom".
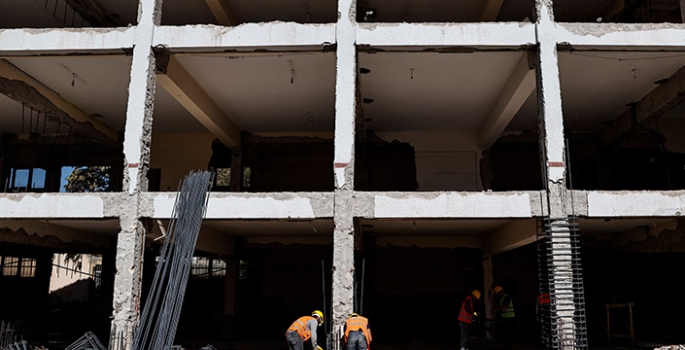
{"left": 2, "top": 0, "right": 685, "bottom": 348}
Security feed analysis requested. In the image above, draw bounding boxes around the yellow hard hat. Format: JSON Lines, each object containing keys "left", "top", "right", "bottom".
{"left": 493, "top": 286, "right": 504, "bottom": 294}
{"left": 471, "top": 289, "right": 482, "bottom": 300}
{"left": 312, "top": 310, "right": 324, "bottom": 324}
{"left": 349, "top": 313, "right": 359, "bottom": 318}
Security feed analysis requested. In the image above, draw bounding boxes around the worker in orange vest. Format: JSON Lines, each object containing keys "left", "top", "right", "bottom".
{"left": 458, "top": 289, "right": 481, "bottom": 350}
{"left": 344, "top": 313, "right": 372, "bottom": 350}
{"left": 286, "top": 310, "right": 325, "bottom": 350}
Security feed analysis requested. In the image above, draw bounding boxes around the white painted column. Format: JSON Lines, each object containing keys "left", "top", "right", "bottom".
{"left": 535, "top": 1, "right": 580, "bottom": 349}
{"left": 111, "top": 0, "right": 161, "bottom": 347}
{"left": 332, "top": 0, "right": 357, "bottom": 348}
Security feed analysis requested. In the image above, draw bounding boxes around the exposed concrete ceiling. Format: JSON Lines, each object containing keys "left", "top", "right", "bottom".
{"left": 40, "top": 218, "right": 120, "bottom": 235}
{"left": 360, "top": 218, "right": 511, "bottom": 236}
{"left": 0, "top": 0, "right": 138, "bottom": 28}
{"left": 359, "top": 51, "right": 528, "bottom": 132}
{"left": 508, "top": 51, "right": 685, "bottom": 133}
{"left": 0, "top": 55, "right": 132, "bottom": 134}
{"left": 360, "top": 0, "right": 535, "bottom": 22}
{"left": 168, "top": 52, "right": 336, "bottom": 133}
{"left": 162, "top": 0, "right": 337, "bottom": 25}
{"left": 203, "top": 219, "right": 334, "bottom": 236}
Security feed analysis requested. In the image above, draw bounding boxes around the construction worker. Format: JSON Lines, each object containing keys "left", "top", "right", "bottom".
{"left": 344, "top": 313, "right": 372, "bottom": 350}
{"left": 458, "top": 289, "right": 481, "bottom": 350}
{"left": 286, "top": 310, "right": 325, "bottom": 350}
{"left": 493, "top": 286, "right": 516, "bottom": 350}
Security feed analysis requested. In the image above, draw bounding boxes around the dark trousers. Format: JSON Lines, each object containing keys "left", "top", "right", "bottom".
{"left": 497, "top": 318, "right": 516, "bottom": 350}
{"left": 347, "top": 331, "right": 367, "bottom": 350}
{"left": 287, "top": 331, "right": 303, "bottom": 350}
{"left": 459, "top": 321, "right": 470, "bottom": 349}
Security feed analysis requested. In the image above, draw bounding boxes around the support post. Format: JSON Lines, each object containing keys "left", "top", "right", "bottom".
{"left": 110, "top": 0, "right": 161, "bottom": 348}
{"left": 332, "top": 0, "right": 357, "bottom": 348}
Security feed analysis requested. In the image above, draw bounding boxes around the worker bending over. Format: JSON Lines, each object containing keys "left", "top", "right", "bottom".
{"left": 286, "top": 310, "right": 325, "bottom": 350}
{"left": 344, "top": 313, "right": 372, "bottom": 350}
{"left": 458, "top": 289, "right": 481, "bottom": 350}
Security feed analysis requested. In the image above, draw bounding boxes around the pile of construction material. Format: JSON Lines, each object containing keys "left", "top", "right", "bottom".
{"left": 655, "top": 346, "right": 685, "bottom": 350}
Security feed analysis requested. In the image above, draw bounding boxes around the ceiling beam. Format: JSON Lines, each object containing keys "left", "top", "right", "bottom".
{"left": 600, "top": 65, "right": 685, "bottom": 146}
{"left": 65, "top": 0, "right": 120, "bottom": 27}
{"left": 0, "top": 59, "right": 119, "bottom": 147}
{"left": 155, "top": 53, "right": 241, "bottom": 147}
{"left": 477, "top": 52, "right": 536, "bottom": 149}
{"left": 483, "top": 219, "right": 537, "bottom": 255}
{"left": 205, "top": 0, "right": 239, "bottom": 26}
{"left": 480, "top": 0, "right": 505, "bottom": 21}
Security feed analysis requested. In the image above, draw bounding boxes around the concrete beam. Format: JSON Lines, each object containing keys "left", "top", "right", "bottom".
{"left": 600, "top": 65, "right": 685, "bottom": 146}
{"left": 0, "top": 59, "right": 119, "bottom": 147}
{"left": 556, "top": 23, "right": 685, "bottom": 48}
{"left": 0, "top": 28, "right": 134, "bottom": 54}
{"left": 0, "top": 193, "right": 123, "bottom": 219}
{"left": 480, "top": 0, "right": 504, "bottom": 21}
{"left": 153, "top": 23, "right": 336, "bottom": 51}
{"left": 65, "top": 0, "right": 120, "bottom": 27}
{"left": 142, "top": 192, "right": 335, "bottom": 219}
{"left": 354, "top": 192, "right": 538, "bottom": 219}
{"left": 205, "top": 0, "right": 239, "bottom": 26}
{"left": 483, "top": 219, "right": 537, "bottom": 255}
{"left": 587, "top": 191, "right": 685, "bottom": 217}
{"left": 477, "top": 52, "right": 536, "bottom": 149}
{"left": 356, "top": 22, "right": 536, "bottom": 48}
{"left": 156, "top": 54, "right": 241, "bottom": 147}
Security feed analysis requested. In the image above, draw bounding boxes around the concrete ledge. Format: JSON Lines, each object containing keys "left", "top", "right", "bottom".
{"left": 354, "top": 191, "right": 539, "bottom": 218}
{"left": 0, "top": 27, "right": 135, "bottom": 54}
{"left": 0, "top": 193, "right": 122, "bottom": 218}
{"left": 142, "top": 192, "right": 334, "bottom": 219}
{"left": 587, "top": 191, "right": 685, "bottom": 217}
{"left": 153, "top": 23, "right": 336, "bottom": 51}
{"left": 357, "top": 22, "right": 536, "bottom": 48}
{"left": 556, "top": 23, "right": 685, "bottom": 49}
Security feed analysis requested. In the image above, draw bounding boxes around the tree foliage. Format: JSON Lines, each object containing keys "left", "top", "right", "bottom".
{"left": 64, "top": 166, "right": 110, "bottom": 193}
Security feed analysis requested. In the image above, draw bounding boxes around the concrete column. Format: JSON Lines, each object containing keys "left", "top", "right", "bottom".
{"left": 482, "top": 256, "right": 494, "bottom": 319}
{"left": 535, "top": 1, "right": 583, "bottom": 349}
{"left": 110, "top": 0, "right": 161, "bottom": 348}
{"left": 223, "top": 256, "right": 236, "bottom": 340}
{"left": 332, "top": 0, "right": 357, "bottom": 348}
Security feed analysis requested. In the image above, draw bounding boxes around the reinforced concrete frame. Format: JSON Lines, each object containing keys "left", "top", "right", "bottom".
{"left": 3, "top": 0, "right": 685, "bottom": 349}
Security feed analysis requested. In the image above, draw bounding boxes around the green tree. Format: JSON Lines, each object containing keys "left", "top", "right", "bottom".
{"left": 64, "top": 166, "right": 110, "bottom": 192}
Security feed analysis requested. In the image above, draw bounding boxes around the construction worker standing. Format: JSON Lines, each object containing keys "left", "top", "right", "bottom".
{"left": 458, "top": 289, "right": 481, "bottom": 350}
{"left": 344, "top": 313, "right": 372, "bottom": 350}
{"left": 286, "top": 310, "right": 325, "bottom": 350}
{"left": 493, "top": 286, "right": 516, "bottom": 350}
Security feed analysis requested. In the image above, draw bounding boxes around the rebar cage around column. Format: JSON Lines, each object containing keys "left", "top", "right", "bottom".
{"left": 537, "top": 216, "right": 589, "bottom": 350}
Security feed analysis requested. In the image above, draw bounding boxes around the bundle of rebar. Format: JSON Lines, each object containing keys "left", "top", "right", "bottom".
{"left": 0, "top": 321, "right": 20, "bottom": 350}
{"left": 132, "top": 171, "right": 213, "bottom": 350}
{"left": 537, "top": 216, "right": 589, "bottom": 350}
{"left": 65, "top": 331, "right": 106, "bottom": 350}
{"left": 6, "top": 341, "right": 28, "bottom": 350}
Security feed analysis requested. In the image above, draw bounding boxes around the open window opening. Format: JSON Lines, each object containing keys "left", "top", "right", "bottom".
{"left": 161, "top": 0, "right": 337, "bottom": 26}
{"left": 0, "top": 219, "right": 118, "bottom": 348}
{"left": 0, "top": 55, "right": 131, "bottom": 193}
{"left": 151, "top": 51, "right": 335, "bottom": 192}
{"left": 0, "top": 0, "right": 138, "bottom": 29}
{"left": 357, "top": 0, "right": 536, "bottom": 23}
{"left": 559, "top": 49, "right": 685, "bottom": 191}
{"left": 356, "top": 49, "right": 541, "bottom": 192}
{"left": 554, "top": 0, "right": 684, "bottom": 23}
{"left": 143, "top": 219, "right": 333, "bottom": 348}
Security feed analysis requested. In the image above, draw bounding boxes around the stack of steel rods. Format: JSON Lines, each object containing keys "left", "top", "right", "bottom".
{"left": 132, "top": 171, "right": 213, "bottom": 350}
{"left": 65, "top": 331, "right": 107, "bottom": 350}
{"left": 0, "top": 321, "right": 20, "bottom": 349}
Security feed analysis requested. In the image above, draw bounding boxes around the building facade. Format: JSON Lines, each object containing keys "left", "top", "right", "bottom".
{"left": 2, "top": 0, "right": 685, "bottom": 349}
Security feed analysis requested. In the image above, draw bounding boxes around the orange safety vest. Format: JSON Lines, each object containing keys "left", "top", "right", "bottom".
{"left": 286, "top": 316, "right": 315, "bottom": 341}
{"left": 458, "top": 295, "right": 476, "bottom": 324}
{"left": 538, "top": 293, "right": 550, "bottom": 305}
{"left": 345, "top": 316, "right": 372, "bottom": 348}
